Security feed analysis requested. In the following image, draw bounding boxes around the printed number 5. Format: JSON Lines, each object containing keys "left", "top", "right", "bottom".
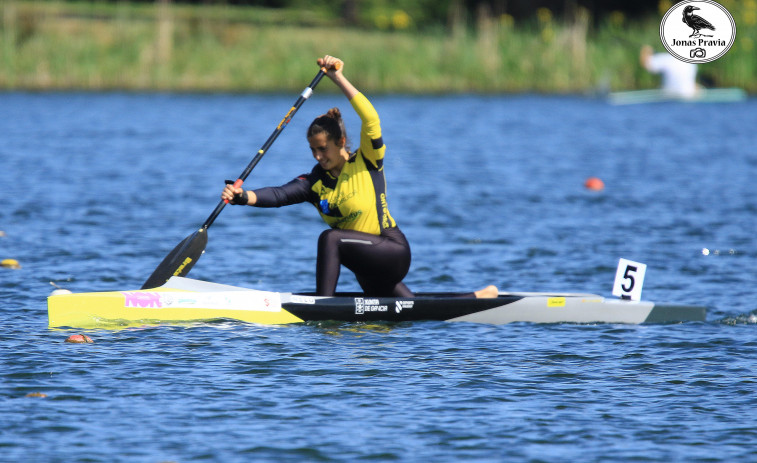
{"left": 613, "top": 258, "right": 646, "bottom": 301}
{"left": 621, "top": 265, "right": 637, "bottom": 292}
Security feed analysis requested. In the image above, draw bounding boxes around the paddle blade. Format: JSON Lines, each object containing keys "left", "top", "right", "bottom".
{"left": 141, "top": 228, "right": 208, "bottom": 289}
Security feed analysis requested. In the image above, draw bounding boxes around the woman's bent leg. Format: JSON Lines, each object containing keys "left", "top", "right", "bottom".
{"left": 315, "top": 229, "right": 343, "bottom": 296}
{"left": 315, "top": 228, "right": 411, "bottom": 296}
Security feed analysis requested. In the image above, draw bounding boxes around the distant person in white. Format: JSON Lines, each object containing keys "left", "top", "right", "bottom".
{"left": 639, "top": 45, "right": 698, "bottom": 98}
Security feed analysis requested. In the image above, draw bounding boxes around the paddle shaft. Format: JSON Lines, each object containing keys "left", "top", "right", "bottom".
{"left": 141, "top": 67, "right": 331, "bottom": 289}
{"left": 202, "top": 68, "right": 328, "bottom": 229}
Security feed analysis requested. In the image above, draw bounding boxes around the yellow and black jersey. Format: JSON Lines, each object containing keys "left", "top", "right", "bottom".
{"left": 253, "top": 93, "right": 397, "bottom": 236}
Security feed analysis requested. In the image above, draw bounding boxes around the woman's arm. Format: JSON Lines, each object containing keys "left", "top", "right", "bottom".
{"left": 222, "top": 175, "right": 313, "bottom": 208}
{"left": 317, "top": 55, "right": 358, "bottom": 100}
{"left": 317, "top": 55, "right": 384, "bottom": 164}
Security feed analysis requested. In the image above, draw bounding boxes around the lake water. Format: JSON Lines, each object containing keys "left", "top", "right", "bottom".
{"left": 2, "top": 91, "right": 756, "bottom": 462}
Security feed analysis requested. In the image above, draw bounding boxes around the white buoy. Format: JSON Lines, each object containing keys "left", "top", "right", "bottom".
{"left": 50, "top": 282, "right": 72, "bottom": 296}
{"left": 50, "top": 289, "right": 72, "bottom": 296}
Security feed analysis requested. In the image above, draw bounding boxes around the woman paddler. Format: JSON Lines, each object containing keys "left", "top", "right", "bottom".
{"left": 222, "top": 55, "right": 497, "bottom": 298}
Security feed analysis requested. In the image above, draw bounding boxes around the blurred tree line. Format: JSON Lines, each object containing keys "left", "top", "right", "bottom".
{"left": 75, "top": 0, "right": 664, "bottom": 29}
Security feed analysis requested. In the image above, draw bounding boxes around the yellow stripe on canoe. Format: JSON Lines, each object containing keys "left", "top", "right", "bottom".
{"left": 47, "top": 287, "right": 303, "bottom": 328}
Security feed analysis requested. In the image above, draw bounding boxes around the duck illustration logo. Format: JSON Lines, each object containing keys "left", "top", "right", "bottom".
{"left": 682, "top": 5, "right": 715, "bottom": 38}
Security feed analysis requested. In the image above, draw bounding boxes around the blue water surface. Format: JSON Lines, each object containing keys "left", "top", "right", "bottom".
{"left": 1, "top": 91, "right": 757, "bottom": 462}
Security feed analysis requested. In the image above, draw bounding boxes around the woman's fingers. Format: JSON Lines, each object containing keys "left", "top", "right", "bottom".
{"left": 221, "top": 185, "right": 241, "bottom": 200}
{"left": 318, "top": 55, "right": 343, "bottom": 71}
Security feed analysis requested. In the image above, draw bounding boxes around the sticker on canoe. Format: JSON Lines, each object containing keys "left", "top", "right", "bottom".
{"left": 547, "top": 297, "right": 566, "bottom": 307}
{"left": 354, "top": 298, "right": 388, "bottom": 315}
{"left": 290, "top": 295, "right": 316, "bottom": 304}
{"left": 122, "top": 291, "right": 282, "bottom": 312}
{"left": 395, "top": 300, "right": 414, "bottom": 313}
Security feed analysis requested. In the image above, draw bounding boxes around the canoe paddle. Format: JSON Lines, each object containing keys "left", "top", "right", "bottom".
{"left": 141, "top": 66, "right": 335, "bottom": 289}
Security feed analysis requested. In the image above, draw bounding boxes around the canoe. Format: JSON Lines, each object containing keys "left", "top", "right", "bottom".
{"left": 608, "top": 88, "right": 747, "bottom": 105}
{"left": 47, "top": 276, "right": 706, "bottom": 328}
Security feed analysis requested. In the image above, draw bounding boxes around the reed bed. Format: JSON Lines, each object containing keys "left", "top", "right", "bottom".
{"left": 1, "top": 1, "right": 754, "bottom": 93}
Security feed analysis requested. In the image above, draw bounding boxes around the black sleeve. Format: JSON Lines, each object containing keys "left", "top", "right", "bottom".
{"left": 253, "top": 174, "right": 313, "bottom": 208}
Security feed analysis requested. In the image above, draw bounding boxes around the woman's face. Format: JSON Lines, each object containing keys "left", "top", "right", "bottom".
{"left": 308, "top": 132, "right": 345, "bottom": 174}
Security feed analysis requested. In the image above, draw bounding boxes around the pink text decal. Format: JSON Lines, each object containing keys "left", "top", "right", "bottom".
{"left": 122, "top": 291, "right": 163, "bottom": 308}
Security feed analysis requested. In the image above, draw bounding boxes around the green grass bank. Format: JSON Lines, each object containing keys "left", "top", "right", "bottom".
{"left": 1, "top": 1, "right": 755, "bottom": 93}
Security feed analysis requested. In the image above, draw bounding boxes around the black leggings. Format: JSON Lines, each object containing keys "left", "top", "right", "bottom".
{"left": 316, "top": 227, "right": 413, "bottom": 297}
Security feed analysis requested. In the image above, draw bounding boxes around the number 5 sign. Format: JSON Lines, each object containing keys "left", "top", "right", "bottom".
{"left": 613, "top": 258, "right": 647, "bottom": 301}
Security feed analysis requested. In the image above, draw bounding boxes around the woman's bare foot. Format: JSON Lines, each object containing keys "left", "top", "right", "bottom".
{"left": 474, "top": 285, "right": 499, "bottom": 299}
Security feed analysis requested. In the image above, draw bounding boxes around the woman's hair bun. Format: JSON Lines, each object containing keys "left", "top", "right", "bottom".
{"left": 326, "top": 107, "right": 342, "bottom": 119}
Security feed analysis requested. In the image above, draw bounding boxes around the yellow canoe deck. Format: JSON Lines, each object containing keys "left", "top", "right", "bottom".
{"left": 48, "top": 286, "right": 303, "bottom": 328}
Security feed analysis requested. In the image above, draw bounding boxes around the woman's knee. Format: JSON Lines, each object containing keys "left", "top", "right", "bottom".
{"left": 317, "top": 228, "right": 342, "bottom": 250}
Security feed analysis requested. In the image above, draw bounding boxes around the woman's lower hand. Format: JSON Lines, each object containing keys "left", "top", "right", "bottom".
{"left": 222, "top": 183, "right": 248, "bottom": 205}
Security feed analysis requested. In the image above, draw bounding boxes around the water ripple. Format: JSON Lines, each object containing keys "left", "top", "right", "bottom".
{"left": 2, "top": 94, "right": 757, "bottom": 462}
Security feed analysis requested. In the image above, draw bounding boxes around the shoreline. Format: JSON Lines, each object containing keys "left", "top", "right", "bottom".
{"left": 1, "top": 1, "right": 753, "bottom": 94}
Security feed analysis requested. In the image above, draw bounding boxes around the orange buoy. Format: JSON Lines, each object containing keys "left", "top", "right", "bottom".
{"left": 65, "top": 334, "right": 94, "bottom": 344}
{"left": 584, "top": 177, "right": 605, "bottom": 191}
{"left": 26, "top": 392, "right": 48, "bottom": 398}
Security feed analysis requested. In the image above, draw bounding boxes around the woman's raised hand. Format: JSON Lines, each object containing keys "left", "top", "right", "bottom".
{"left": 318, "top": 55, "right": 343, "bottom": 74}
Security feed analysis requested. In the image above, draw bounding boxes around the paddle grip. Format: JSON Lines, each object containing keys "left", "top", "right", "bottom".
{"left": 321, "top": 61, "right": 342, "bottom": 72}
{"left": 223, "top": 179, "right": 245, "bottom": 205}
